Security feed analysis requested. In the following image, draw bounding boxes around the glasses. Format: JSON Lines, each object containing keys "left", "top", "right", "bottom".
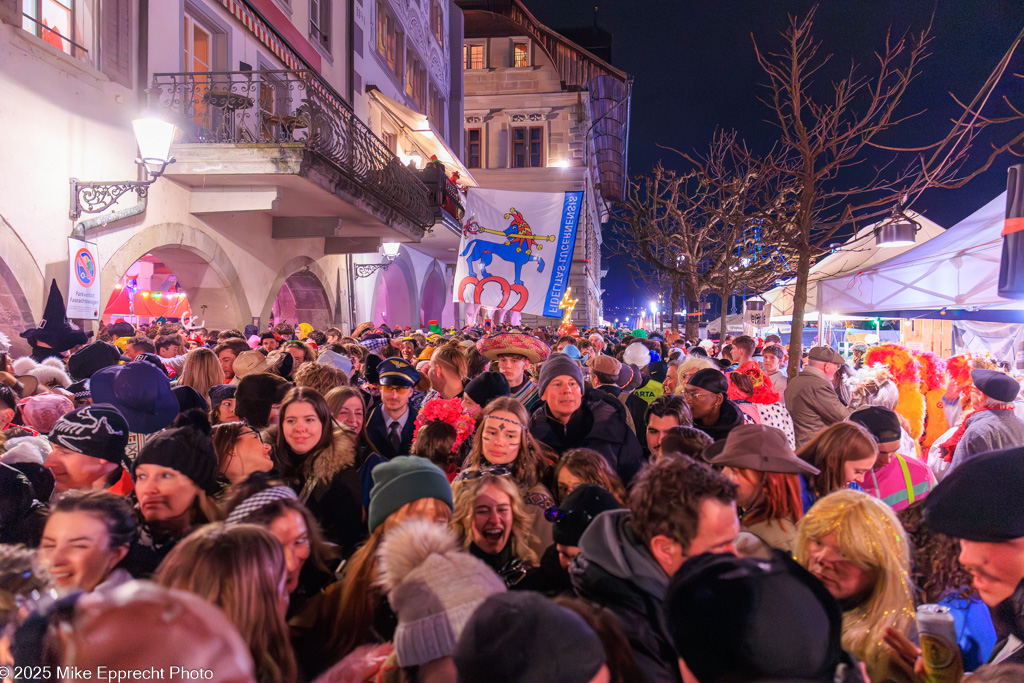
{"left": 380, "top": 385, "right": 412, "bottom": 395}
{"left": 457, "top": 465, "right": 512, "bottom": 481}
{"left": 683, "top": 389, "right": 706, "bottom": 401}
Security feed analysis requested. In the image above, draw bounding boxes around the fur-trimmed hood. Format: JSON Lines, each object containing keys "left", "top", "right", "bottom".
{"left": 305, "top": 425, "right": 358, "bottom": 484}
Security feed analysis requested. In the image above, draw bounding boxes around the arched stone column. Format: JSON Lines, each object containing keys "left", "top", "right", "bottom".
{"left": 259, "top": 256, "right": 336, "bottom": 329}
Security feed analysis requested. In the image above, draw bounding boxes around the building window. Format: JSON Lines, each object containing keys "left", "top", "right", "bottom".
{"left": 183, "top": 13, "right": 212, "bottom": 73}
{"left": 466, "top": 128, "right": 481, "bottom": 168}
{"left": 377, "top": 1, "right": 402, "bottom": 78}
{"left": 383, "top": 130, "right": 398, "bottom": 153}
{"left": 430, "top": 0, "right": 443, "bottom": 46}
{"left": 512, "top": 126, "right": 543, "bottom": 168}
{"left": 429, "top": 88, "right": 445, "bottom": 132}
{"left": 464, "top": 43, "right": 484, "bottom": 70}
{"left": 406, "top": 53, "right": 425, "bottom": 110}
{"left": 309, "top": 0, "right": 329, "bottom": 51}
{"left": 22, "top": 0, "right": 78, "bottom": 56}
{"left": 513, "top": 42, "right": 528, "bottom": 68}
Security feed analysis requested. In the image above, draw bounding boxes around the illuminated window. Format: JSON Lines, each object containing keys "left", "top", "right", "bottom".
{"left": 513, "top": 42, "right": 528, "bottom": 68}
{"left": 512, "top": 126, "right": 543, "bottom": 168}
{"left": 377, "top": 1, "right": 402, "bottom": 78}
{"left": 464, "top": 44, "right": 484, "bottom": 70}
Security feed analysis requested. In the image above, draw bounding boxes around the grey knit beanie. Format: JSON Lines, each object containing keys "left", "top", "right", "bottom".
{"left": 537, "top": 352, "right": 585, "bottom": 395}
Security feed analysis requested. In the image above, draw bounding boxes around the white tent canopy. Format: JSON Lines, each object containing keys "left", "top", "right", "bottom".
{"left": 818, "top": 193, "right": 1024, "bottom": 315}
{"left": 762, "top": 212, "right": 945, "bottom": 320}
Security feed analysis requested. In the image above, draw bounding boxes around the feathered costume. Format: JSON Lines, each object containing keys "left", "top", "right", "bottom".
{"left": 914, "top": 351, "right": 949, "bottom": 454}
{"left": 863, "top": 344, "right": 925, "bottom": 441}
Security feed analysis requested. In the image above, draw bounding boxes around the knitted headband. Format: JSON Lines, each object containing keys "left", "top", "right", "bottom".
{"left": 225, "top": 486, "right": 298, "bottom": 526}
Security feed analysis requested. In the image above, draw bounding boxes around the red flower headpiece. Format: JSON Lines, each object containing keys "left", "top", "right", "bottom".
{"left": 728, "top": 361, "right": 780, "bottom": 405}
{"left": 413, "top": 397, "right": 477, "bottom": 454}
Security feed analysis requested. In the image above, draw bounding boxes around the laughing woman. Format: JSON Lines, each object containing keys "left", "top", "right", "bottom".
{"left": 450, "top": 471, "right": 538, "bottom": 587}
{"left": 274, "top": 387, "right": 363, "bottom": 556}
{"left": 38, "top": 491, "right": 136, "bottom": 593}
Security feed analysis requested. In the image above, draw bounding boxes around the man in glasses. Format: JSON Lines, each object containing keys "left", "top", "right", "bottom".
{"left": 364, "top": 357, "right": 421, "bottom": 461}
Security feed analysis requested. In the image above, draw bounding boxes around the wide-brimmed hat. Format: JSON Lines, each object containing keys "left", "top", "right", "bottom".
{"left": 232, "top": 350, "right": 270, "bottom": 379}
{"left": 90, "top": 362, "right": 178, "bottom": 434}
{"left": 477, "top": 332, "right": 550, "bottom": 364}
{"left": 709, "top": 424, "right": 819, "bottom": 475}
{"left": 19, "top": 280, "right": 92, "bottom": 352}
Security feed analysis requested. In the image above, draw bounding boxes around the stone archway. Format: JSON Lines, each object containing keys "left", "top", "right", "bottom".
{"left": 101, "top": 223, "right": 251, "bottom": 329}
{"left": 371, "top": 253, "right": 417, "bottom": 328}
{"left": 259, "top": 257, "right": 336, "bottom": 330}
{"left": 271, "top": 271, "right": 332, "bottom": 330}
{"left": 0, "top": 215, "right": 44, "bottom": 357}
{"left": 420, "top": 266, "right": 446, "bottom": 327}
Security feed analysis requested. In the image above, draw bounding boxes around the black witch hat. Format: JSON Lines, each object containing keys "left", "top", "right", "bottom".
{"left": 20, "top": 280, "right": 91, "bottom": 353}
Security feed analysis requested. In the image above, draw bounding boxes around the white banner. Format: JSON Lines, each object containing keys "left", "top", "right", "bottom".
{"left": 454, "top": 188, "right": 582, "bottom": 318}
{"left": 67, "top": 237, "right": 100, "bottom": 319}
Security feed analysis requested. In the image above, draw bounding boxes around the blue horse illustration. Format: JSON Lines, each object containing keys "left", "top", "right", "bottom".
{"left": 460, "top": 208, "right": 548, "bottom": 285}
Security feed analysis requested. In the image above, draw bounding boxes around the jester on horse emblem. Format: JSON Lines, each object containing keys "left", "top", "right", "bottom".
{"left": 460, "top": 207, "right": 555, "bottom": 285}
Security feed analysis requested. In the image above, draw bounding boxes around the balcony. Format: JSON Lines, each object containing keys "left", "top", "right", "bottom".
{"left": 148, "top": 70, "right": 437, "bottom": 246}
{"left": 416, "top": 164, "right": 465, "bottom": 233}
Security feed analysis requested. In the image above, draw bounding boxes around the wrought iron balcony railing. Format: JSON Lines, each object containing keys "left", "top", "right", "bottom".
{"left": 416, "top": 163, "right": 465, "bottom": 228}
{"left": 149, "top": 70, "right": 433, "bottom": 230}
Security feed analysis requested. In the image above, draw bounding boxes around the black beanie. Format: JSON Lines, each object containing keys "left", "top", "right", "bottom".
{"left": 67, "top": 342, "right": 122, "bottom": 381}
{"left": 48, "top": 404, "right": 130, "bottom": 466}
{"left": 172, "top": 385, "right": 209, "bottom": 414}
{"left": 551, "top": 483, "right": 621, "bottom": 546}
{"left": 464, "top": 371, "right": 511, "bottom": 408}
{"left": 687, "top": 368, "right": 728, "bottom": 395}
{"left": 133, "top": 418, "right": 219, "bottom": 495}
{"left": 234, "top": 373, "right": 291, "bottom": 428}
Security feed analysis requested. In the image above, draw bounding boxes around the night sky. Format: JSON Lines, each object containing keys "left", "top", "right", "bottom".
{"left": 524, "top": 1, "right": 1024, "bottom": 319}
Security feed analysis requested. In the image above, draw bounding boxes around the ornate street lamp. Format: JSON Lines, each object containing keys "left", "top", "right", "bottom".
{"left": 355, "top": 242, "right": 401, "bottom": 279}
{"left": 69, "top": 117, "right": 177, "bottom": 220}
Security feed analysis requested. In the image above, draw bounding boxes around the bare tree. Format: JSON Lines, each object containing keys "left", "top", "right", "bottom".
{"left": 609, "top": 131, "right": 793, "bottom": 340}
{"left": 750, "top": 9, "right": 1024, "bottom": 377}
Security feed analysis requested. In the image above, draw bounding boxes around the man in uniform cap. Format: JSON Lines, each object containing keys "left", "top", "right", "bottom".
{"left": 924, "top": 447, "right": 1024, "bottom": 665}
{"left": 849, "top": 406, "right": 934, "bottom": 511}
{"left": 784, "top": 346, "right": 851, "bottom": 448}
{"left": 945, "top": 369, "right": 1024, "bottom": 476}
{"left": 364, "top": 357, "right": 421, "bottom": 462}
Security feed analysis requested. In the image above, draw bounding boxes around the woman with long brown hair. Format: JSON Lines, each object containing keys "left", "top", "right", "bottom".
{"left": 155, "top": 523, "right": 298, "bottom": 683}
{"left": 274, "top": 386, "right": 362, "bottom": 555}
{"left": 457, "top": 397, "right": 555, "bottom": 556}
{"left": 552, "top": 447, "right": 628, "bottom": 504}
{"left": 797, "top": 421, "right": 878, "bottom": 512}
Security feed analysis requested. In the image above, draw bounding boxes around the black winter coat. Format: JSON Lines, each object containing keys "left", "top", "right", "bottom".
{"left": 529, "top": 389, "right": 644, "bottom": 485}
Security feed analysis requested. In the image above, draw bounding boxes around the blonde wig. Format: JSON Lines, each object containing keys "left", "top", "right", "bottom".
{"left": 675, "top": 357, "right": 720, "bottom": 393}
{"left": 795, "top": 489, "right": 915, "bottom": 680}
{"left": 179, "top": 348, "right": 225, "bottom": 402}
{"left": 451, "top": 473, "right": 538, "bottom": 567}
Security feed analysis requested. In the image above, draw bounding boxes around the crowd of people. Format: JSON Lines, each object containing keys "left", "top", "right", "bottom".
{"left": 2, "top": 283, "right": 1024, "bottom": 682}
